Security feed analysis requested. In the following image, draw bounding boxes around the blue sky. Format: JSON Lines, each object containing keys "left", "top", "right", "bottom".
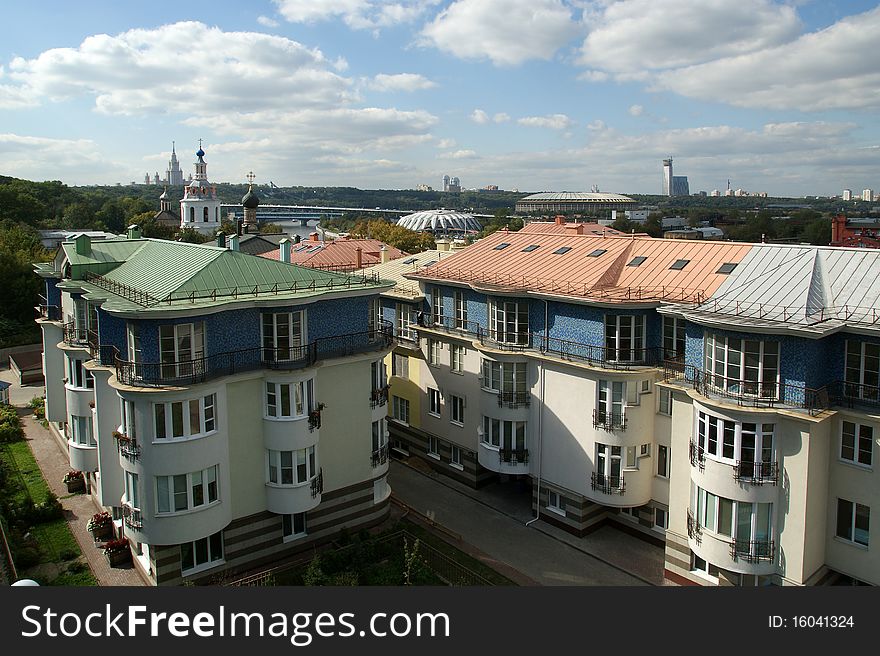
{"left": 0, "top": 0, "right": 878, "bottom": 197}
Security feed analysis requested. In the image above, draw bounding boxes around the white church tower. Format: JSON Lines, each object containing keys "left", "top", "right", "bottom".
{"left": 179, "top": 141, "right": 221, "bottom": 235}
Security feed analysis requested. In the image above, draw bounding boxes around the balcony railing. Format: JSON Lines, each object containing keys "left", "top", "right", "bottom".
{"left": 592, "top": 409, "right": 627, "bottom": 431}
{"left": 591, "top": 472, "right": 625, "bottom": 495}
{"left": 730, "top": 538, "right": 774, "bottom": 563}
{"left": 62, "top": 321, "right": 90, "bottom": 346}
{"left": 37, "top": 304, "right": 61, "bottom": 321}
{"left": 663, "top": 360, "right": 828, "bottom": 414}
{"left": 497, "top": 391, "right": 530, "bottom": 408}
{"left": 733, "top": 460, "right": 778, "bottom": 486}
{"left": 687, "top": 509, "right": 702, "bottom": 543}
{"left": 370, "top": 385, "right": 390, "bottom": 409}
{"left": 831, "top": 380, "right": 880, "bottom": 410}
{"left": 108, "top": 322, "right": 393, "bottom": 387}
{"left": 122, "top": 504, "right": 143, "bottom": 530}
{"left": 499, "top": 448, "right": 529, "bottom": 465}
{"left": 371, "top": 444, "right": 389, "bottom": 468}
{"left": 308, "top": 408, "right": 322, "bottom": 432}
{"left": 115, "top": 433, "right": 141, "bottom": 460}
{"left": 689, "top": 441, "right": 706, "bottom": 471}
{"left": 310, "top": 469, "right": 323, "bottom": 498}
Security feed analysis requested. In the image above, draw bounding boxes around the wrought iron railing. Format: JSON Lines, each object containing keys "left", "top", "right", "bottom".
{"left": 831, "top": 380, "right": 880, "bottom": 410}
{"left": 591, "top": 472, "right": 625, "bottom": 495}
{"left": 730, "top": 538, "right": 774, "bottom": 563}
{"left": 687, "top": 509, "right": 702, "bottom": 543}
{"left": 497, "top": 391, "right": 530, "bottom": 408}
{"left": 733, "top": 460, "right": 778, "bottom": 485}
{"left": 592, "top": 409, "right": 627, "bottom": 431}
{"left": 371, "top": 444, "right": 389, "bottom": 468}
{"left": 310, "top": 469, "right": 323, "bottom": 498}
{"left": 663, "top": 360, "right": 828, "bottom": 414}
{"left": 370, "top": 385, "right": 390, "bottom": 409}
{"left": 689, "top": 440, "right": 705, "bottom": 470}
{"left": 122, "top": 503, "right": 143, "bottom": 530}
{"left": 37, "top": 304, "right": 61, "bottom": 321}
{"left": 308, "top": 409, "right": 322, "bottom": 432}
{"left": 499, "top": 448, "right": 529, "bottom": 465}
{"left": 62, "top": 321, "right": 90, "bottom": 346}
{"left": 116, "top": 434, "right": 141, "bottom": 460}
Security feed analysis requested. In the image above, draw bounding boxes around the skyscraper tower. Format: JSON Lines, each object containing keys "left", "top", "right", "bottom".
{"left": 165, "top": 141, "right": 184, "bottom": 186}
{"left": 662, "top": 158, "right": 673, "bottom": 196}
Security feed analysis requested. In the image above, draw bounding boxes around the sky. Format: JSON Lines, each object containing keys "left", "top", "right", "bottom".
{"left": 0, "top": 0, "right": 878, "bottom": 197}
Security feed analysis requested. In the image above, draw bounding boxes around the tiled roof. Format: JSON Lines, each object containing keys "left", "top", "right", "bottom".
{"left": 361, "top": 250, "right": 454, "bottom": 299}
{"left": 261, "top": 238, "right": 408, "bottom": 271}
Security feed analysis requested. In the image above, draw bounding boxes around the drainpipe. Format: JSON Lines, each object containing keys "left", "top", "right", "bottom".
{"left": 526, "top": 299, "right": 549, "bottom": 527}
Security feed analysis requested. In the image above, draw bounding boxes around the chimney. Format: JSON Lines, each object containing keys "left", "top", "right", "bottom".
{"left": 126, "top": 224, "right": 141, "bottom": 240}
{"left": 380, "top": 245, "right": 390, "bottom": 264}
{"left": 832, "top": 214, "right": 846, "bottom": 244}
{"left": 564, "top": 223, "right": 583, "bottom": 235}
{"left": 216, "top": 231, "right": 226, "bottom": 248}
{"left": 309, "top": 232, "right": 319, "bottom": 242}
{"left": 554, "top": 215, "right": 564, "bottom": 226}
{"left": 74, "top": 233, "right": 91, "bottom": 255}
{"left": 279, "top": 238, "right": 291, "bottom": 264}
{"left": 237, "top": 219, "right": 244, "bottom": 236}
{"left": 435, "top": 238, "right": 450, "bottom": 252}
{"left": 356, "top": 247, "right": 363, "bottom": 269}
{"left": 229, "top": 234, "right": 240, "bottom": 252}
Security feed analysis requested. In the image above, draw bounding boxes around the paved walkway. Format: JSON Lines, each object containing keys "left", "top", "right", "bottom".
{"left": 21, "top": 414, "right": 144, "bottom": 586}
{"left": 390, "top": 460, "right": 663, "bottom": 586}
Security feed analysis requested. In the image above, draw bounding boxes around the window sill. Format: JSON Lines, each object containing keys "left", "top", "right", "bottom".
{"left": 389, "top": 417, "right": 409, "bottom": 427}
{"left": 546, "top": 506, "right": 566, "bottom": 518}
{"left": 450, "top": 420, "right": 464, "bottom": 428}
{"left": 449, "top": 462, "right": 464, "bottom": 471}
{"left": 263, "top": 415, "right": 309, "bottom": 423}
{"left": 156, "top": 500, "right": 222, "bottom": 518}
{"left": 181, "top": 559, "right": 225, "bottom": 578}
{"left": 265, "top": 480, "right": 313, "bottom": 490}
{"left": 428, "top": 412, "right": 441, "bottom": 419}
{"left": 837, "top": 459, "right": 873, "bottom": 472}
{"left": 451, "top": 370, "right": 464, "bottom": 376}
{"left": 283, "top": 532, "right": 308, "bottom": 544}
{"left": 427, "top": 452, "right": 441, "bottom": 461}
{"left": 833, "top": 536, "right": 869, "bottom": 551}
{"left": 152, "top": 430, "right": 217, "bottom": 445}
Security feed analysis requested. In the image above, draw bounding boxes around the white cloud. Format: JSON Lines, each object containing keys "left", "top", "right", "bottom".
{"left": 628, "top": 104, "right": 643, "bottom": 117}
{"left": 470, "top": 109, "right": 490, "bottom": 124}
{"left": 273, "top": 0, "right": 437, "bottom": 31}
{"left": 436, "top": 138, "right": 456, "bottom": 148}
{"left": 517, "top": 114, "right": 574, "bottom": 130}
{"left": 0, "top": 133, "right": 123, "bottom": 183}
{"left": 577, "top": 70, "right": 608, "bottom": 82}
{"left": 587, "top": 119, "right": 606, "bottom": 131}
{"left": 493, "top": 112, "right": 510, "bottom": 123}
{"left": 257, "top": 15, "right": 280, "bottom": 28}
{"left": 653, "top": 6, "right": 880, "bottom": 111}
{"left": 449, "top": 149, "right": 477, "bottom": 159}
{"left": 579, "top": 0, "right": 801, "bottom": 75}
{"left": 368, "top": 73, "right": 436, "bottom": 92}
{"left": 420, "top": 0, "right": 580, "bottom": 66}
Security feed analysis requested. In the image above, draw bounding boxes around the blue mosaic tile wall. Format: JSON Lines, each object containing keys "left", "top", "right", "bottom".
{"left": 307, "top": 296, "right": 371, "bottom": 340}
{"left": 685, "top": 321, "right": 704, "bottom": 369}
{"left": 464, "top": 289, "right": 486, "bottom": 329}
{"left": 45, "top": 278, "right": 61, "bottom": 307}
{"left": 97, "top": 308, "right": 127, "bottom": 354}
{"left": 545, "top": 302, "right": 604, "bottom": 345}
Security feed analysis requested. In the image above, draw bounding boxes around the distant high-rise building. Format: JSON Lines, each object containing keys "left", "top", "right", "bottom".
{"left": 843, "top": 189, "right": 852, "bottom": 201}
{"left": 672, "top": 176, "right": 689, "bottom": 196}
{"left": 662, "top": 158, "right": 673, "bottom": 196}
{"left": 441, "top": 174, "right": 461, "bottom": 193}
{"left": 710, "top": 189, "right": 720, "bottom": 197}
{"left": 442, "top": 175, "right": 450, "bottom": 192}
{"left": 165, "top": 141, "right": 185, "bottom": 186}
{"left": 863, "top": 188, "right": 874, "bottom": 202}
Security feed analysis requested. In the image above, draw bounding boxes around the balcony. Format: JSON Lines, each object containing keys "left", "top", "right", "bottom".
{"left": 114, "top": 431, "right": 141, "bottom": 460}
{"left": 591, "top": 472, "right": 625, "bottom": 495}
{"left": 497, "top": 391, "right": 530, "bottom": 409}
{"left": 370, "top": 385, "right": 390, "bottom": 409}
{"left": 733, "top": 460, "right": 778, "bottom": 486}
{"left": 36, "top": 303, "right": 61, "bottom": 321}
{"left": 308, "top": 408, "right": 322, "bottom": 432}
{"left": 592, "top": 409, "right": 627, "bottom": 431}
{"left": 729, "top": 538, "right": 774, "bottom": 564}
{"left": 371, "top": 444, "right": 389, "bottom": 468}
{"left": 499, "top": 448, "right": 529, "bottom": 465}
{"left": 310, "top": 469, "right": 323, "bottom": 498}
{"left": 831, "top": 380, "right": 880, "bottom": 411}
{"left": 108, "top": 323, "right": 393, "bottom": 387}
{"left": 687, "top": 509, "right": 702, "bottom": 543}
{"left": 689, "top": 441, "right": 706, "bottom": 470}
{"left": 122, "top": 503, "right": 143, "bottom": 531}
{"left": 61, "top": 321, "right": 90, "bottom": 347}
{"left": 663, "top": 360, "right": 828, "bottom": 414}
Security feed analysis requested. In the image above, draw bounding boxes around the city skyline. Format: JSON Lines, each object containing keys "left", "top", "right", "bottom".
{"left": 0, "top": 1, "right": 879, "bottom": 196}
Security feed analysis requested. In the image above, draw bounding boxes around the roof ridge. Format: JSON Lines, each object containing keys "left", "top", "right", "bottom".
{"left": 591, "top": 242, "right": 633, "bottom": 290}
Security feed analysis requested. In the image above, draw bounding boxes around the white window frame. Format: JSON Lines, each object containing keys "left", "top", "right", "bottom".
{"left": 264, "top": 380, "right": 313, "bottom": 419}
{"left": 488, "top": 299, "right": 529, "bottom": 345}
{"left": 658, "top": 386, "right": 672, "bottom": 416}
{"left": 705, "top": 333, "right": 780, "bottom": 399}
{"left": 180, "top": 531, "right": 224, "bottom": 575}
{"left": 654, "top": 507, "right": 668, "bottom": 531}
{"left": 428, "top": 339, "right": 441, "bottom": 366}
{"left": 428, "top": 388, "right": 441, "bottom": 416}
{"left": 282, "top": 513, "right": 307, "bottom": 541}
{"left": 159, "top": 322, "right": 205, "bottom": 380}
{"left": 450, "top": 344, "right": 465, "bottom": 373}
{"left": 262, "top": 311, "right": 306, "bottom": 360}
{"left": 596, "top": 442, "right": 622, "bottom": 486}
{"left": 67, "top": 357, "right": 94, "bottom": 389}
{"left": 598, "top": 380, "right": 625, "bottom": 426}
{"left": 696, "top": 411, "right": 774, "bottom": 468}
{"left": 396, "top": 303, "right": 415, "bottom": 341}
{"left": 450, "top": 394, "right": 465, "bottom": 426}
{"left": 656, "top": 444, "right": 669, "bottom": 479}
{"left": 547, "top": 490, "right": 566, "bottom": 516}
{"left": 70, "top": 414, "right": 95, "bottom": 446}
{"left": 662, "top": 316, "right": 686, "bottom": 359}
{"left": 450, "top": 445, "right": 463, "bottom": 470}
{"left": 605, "top": 314, "right": 645, "bottom": 363}
{"left": 127, "top": 322, "right": 142, "bottom": 367}
{"left": 840, "top": 420, "right": 873, "bottom": 468}
{"left": 482, "top": 417, "right": 526, "bottom": 452}
{"left": 266, "top": 447, "right": 317, "bottom": 487}
{"left": 481, "top": 416, "right": 500, "bottom": 447}
{"left": 845, "top": 340, "right": 879, "bottom": 401}
{"left": 153, "top": 394, "right": 217, "bottom": 441}
{"left": 125, "top": 470, "right": 139, "bottom": 510}
{"left": 836, "top": 498, "right": 870, "bottom": 547}
{"left": 454, "top": 291, "right": 467, "bottom": 329}
{"left": 392, "top": 395, "right": 410, "bottom": 424}
{"left": 371, "top": 418, "right": 388, "bottom": 452}
{"left": 156, "top": 465, "right": 219, "bottom": 515}
{"left": 392, "top": 353, "right": 409, "bottom": 379}
{"left": 482, "top": 360, "right": 527, "bottom": 395}
{"left": 432, "top": 286, "right": 445, "bottom": 324}
{"left": 427, "top": 435, "right": 440, "bottom": 459}
{"left": 693, "top": 485, "right": 773, "bottom": 547}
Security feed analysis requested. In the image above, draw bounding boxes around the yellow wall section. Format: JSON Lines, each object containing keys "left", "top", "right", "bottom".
{"left": 226, "top": 378, "right": 266, "bottom": 520}
{"left": 385, "top": 351, "right": 421, "bottom": 429}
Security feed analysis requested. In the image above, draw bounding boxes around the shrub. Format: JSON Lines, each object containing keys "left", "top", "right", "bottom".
{"left": 59, "top": 548, "right": 79, "bottom": 561}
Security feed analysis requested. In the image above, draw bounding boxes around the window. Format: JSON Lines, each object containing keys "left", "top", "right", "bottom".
{"left": 127, "top": 322, "right": 142, "bottom": 368}
{"left": 836, "top": 498, "right": 870, "bottom": 547}
{"left": 654, "top": 508, "right": 668, "bottom": 530}
{"left": 547, "top": 490, "right": 565, "bottom": 514}
{"left": 154, "top": 394, "right": 217, "bottom": 440}
{"left": 481, "top": 416, "right": 526, "bottom": 453}
{"left": 156, "top": 465, "right": 219, "bottom": 513}
{"left": 587, "top": 249, "right": 607, "bottom": 257}
{"left": 605, "top": 315, "right": 645, "bottom": 362}
{"left": 627, "top": 256, "right": 647, "bottom": 267}
{"left": 696, "top": 411, "right": 775, "bottom": 469}
{"left": 662, "top": 316, "right": 686, "bottom": 359}
{"left": 482, "top": 416, "right": 500, "bottom": 447}
{"left": 521, "top": 244, "right": 540, "bottom": 252}
{"left": 262, "top": 311, "right": 305, "bottom": 361}
{"left": 368, "top": 298, "right": 378, "bottom": 335}
{"left": 372, "top": 418, "right": 388, "bottom": 453}
{"left": 431, "top": 287, "right": 445, "bottom": 324}
{"left": 203, "top": 207, "right": 209, "bottom": 222}
{"left": 427, "top": 436, "right": 440, "bottom": 457}
{"left": 392, "top": 395, "right": 410, "bottom": 424}
{"left": 265, "top": 380, "right": 312, "bottom": 419}
{"left": 396, "top": 303, "right": 415, "bottom": 341}
{"left": 69, "top": 415, "right": 95, "bottom": 446}
{"left": 669, "top": 259, "right": 690, "bottom": 270}
{"left": 67, "top": 358, "right": 94, "bottom": 389}
{"left": 392, "top": 353, "right": 409, "bottom": 379}
{"left": 716, "top": 262, "right": 738, "bottom": 274}
{"left": 625, "top": 446, "right": 638, "bottom": 469}
{"left": 125, "top": 471, "right": 139, "bottom": 509}
{"left": 493, "top": 243, "right": 511, "bottom": 250}
{"left": 189, "top": 207, "right": 195, "bottom": 222}
{"left": 159, "top": 322, "right": 205, "bottom": 380}
{"left": 845, "top": 340, "right": 879, "bottom": 401}
{"left": 658, "top": 386, "right": 672, "bottom": 416}
{"left": 553, "top": 247, "right": 572, "bottom": 255}
{"left": 841, "top": 421, "right": 873, "bottom": 467}
{"left": 597, "top": 380, "right": 625, "bottom": 427}
{"left": 450, "top": 445, "right": 462, "bottom": 468}
{"left": 693, "top": 486, "right": 772, "bottom": 549}
{"left": 120, "top": 398, "right": 137, "bottom": 440}
{"left": 428, "top": 388, "right": 441, "bottom": 416}
{"left": 454, "top": 291, "right": 468, "bottom": 329}
{"left": 705, "top": 333, "right": 779, "bottom": 399}
{"left": 657, "top": 445, "right": 669, "bottom": 478}
{"left": 450, "top": 344, "right": 465, "bottom": 373}
{"left": 450, "top": 395, "right": 465, "bottom": 425}
{"left": 481, "top": 360, "right": 527, "bottom": 395}
{"left": 596, "top": 443, "right": 622, "bottom": 488}
{"left": 282, "top": 513, "right": 307, "bottom": 539}
{"left": 488, "top": 299, "right": 529, "bottom": 345}
{"left": 371, "top": 359, "right": 387, "bottom": 393}
{"left": 181, "top": 532, "right": 223, "bottom": 573}
{"left": 267, "top": 447, "right": 317, "bottom": 486}
{"left": 640, "top": 443, "right": 651, "bottom": 456}
{"left": 428, "top": 339, "right": 441, "bottom": 365}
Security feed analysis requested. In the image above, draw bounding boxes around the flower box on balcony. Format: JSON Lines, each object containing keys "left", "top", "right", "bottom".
{"left": 88, "top": 511, "right": 114, "bottom": 541}
{"left": 104, "top": 537, "right": 131, "bottom": 567}
{"left": 63, "top": 470, "right": 85, "bottom": 493}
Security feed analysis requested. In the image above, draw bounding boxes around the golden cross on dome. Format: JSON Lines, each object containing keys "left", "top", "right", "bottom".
{"left": 246, "top": 171, "right": 255, "bottom": 185}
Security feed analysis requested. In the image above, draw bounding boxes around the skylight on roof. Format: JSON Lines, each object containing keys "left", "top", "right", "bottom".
{"left": 521, "top": 245, "right": 540, "bottom": 252}
{"left": 422, "top": 261, "right": 438, "bottom": 267}
{"left": 716, "top": 262, "right": 738, "bottom": 274}
{"left": 627, "top": 256, "right": 647, "bottom": 267}
{"left": 402, "top": 257, "right": 418, "bottom": 264}
{"left": 494, "top": 243, "right": 511, "bottom": 250}
{"left": 553, "top": 247, "right": 572, "bottom": 255}
{"left": 294, "top": 245, "right": 309, "bottom": 252}
{"left": 669, "top": 259, "right": 690, "bottom": 270}
{"left": 307, "top": 246, "right": 322, "bottom": 253}
{"left": 588, "top": 249, "right": 607, "bottom": 257}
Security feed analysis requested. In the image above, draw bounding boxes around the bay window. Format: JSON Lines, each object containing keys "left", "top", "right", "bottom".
{"left": 693, "top": 485, "right": 774, "bottom": 561}
{"left": 69, "top": 414, "right": 95, "bottom": 446}
{"left": 67, "top": 358, "right": 93, "bottom": 389}
{"left": 156, "top": 465, "right": 219, "bottom": 514}
{"left": 481, "top": 416, "right": 526, "bottom": 457}
{"left": 267, "top": 447, "right": 317, "bottom": 486}
{"left": 265, "top": 380, "right": 313, "bottom": 419}
{"left": 705, "top": 333, "right": 779, "bottom": 399}
{"left": 696, "top": 411, "right": 775, "bottom": 480}
{"left": 482, "top": 360, "right": 527, "bottom": 403}
{"left": 154, "top": 394, "right": 216, "bottom": 439}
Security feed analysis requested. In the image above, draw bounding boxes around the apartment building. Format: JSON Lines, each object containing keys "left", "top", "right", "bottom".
{"left": 384, "top": 227, "right": 880, "bottom": 587}
{"left": 35, "top": 227, "right": 395, "bottom": 585}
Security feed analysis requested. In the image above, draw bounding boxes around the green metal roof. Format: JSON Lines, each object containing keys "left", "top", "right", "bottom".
{"left": 62, "top": 238, "right": 146, "bottom": 267}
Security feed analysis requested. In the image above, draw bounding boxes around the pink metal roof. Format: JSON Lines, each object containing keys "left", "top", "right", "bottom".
{"left": 519, "top": 221, "right": 628, "bottom": 237}
{"left": 260, "top": 238, "right": 408, "bottom": 271}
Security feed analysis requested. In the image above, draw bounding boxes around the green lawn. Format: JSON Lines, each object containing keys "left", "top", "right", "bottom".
{"left": 1, "top": 439, "right": 52, "bottom": 504}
